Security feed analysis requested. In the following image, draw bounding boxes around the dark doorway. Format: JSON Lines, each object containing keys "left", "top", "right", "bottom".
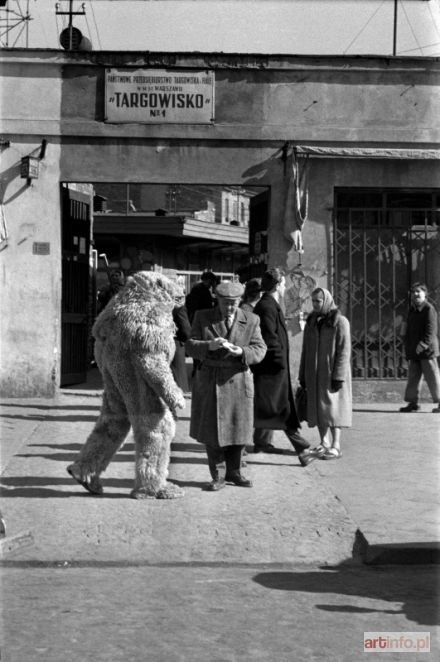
{"left": 61, "top": 186, "right": 91, "bottom": 386}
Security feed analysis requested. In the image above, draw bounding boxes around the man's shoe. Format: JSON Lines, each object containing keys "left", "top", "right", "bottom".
{"left": 253, "top": 444, "right": 283, "bottom": 454}
{"left": 286, "top": 430, "right": 311, "bottom": 450}
{"left": 399, "top": 403, "right": 420, "bottom": 413}
{"left": 207, "top": 479, "right": 225, "bottom": 491}
{"left": 298, "top": 451, "right": 318, "bottom": 467}
{"left": 225, "top": 471, "right": 253, "bottom": 487}
{"left": 432, "top": 405, "right": 440, "bottom": 413}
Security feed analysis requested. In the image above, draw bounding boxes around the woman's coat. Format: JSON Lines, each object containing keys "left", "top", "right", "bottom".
{"left": 252, "top": 293, "right": 301, "bottom": 430}
{"left": 299, "top": 309, "right": 352, "bottom": 428}
{"left": 185, "top": 307, "right": 266, "bottom": 448}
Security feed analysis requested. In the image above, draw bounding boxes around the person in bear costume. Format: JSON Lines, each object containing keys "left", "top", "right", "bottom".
{"left": 67, "top": 271, "right": 186, "bottom": 499}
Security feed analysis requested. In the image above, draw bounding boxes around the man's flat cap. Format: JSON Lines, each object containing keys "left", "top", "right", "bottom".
{"left": 215, "top": 281, "right": 244, "bottom": 298}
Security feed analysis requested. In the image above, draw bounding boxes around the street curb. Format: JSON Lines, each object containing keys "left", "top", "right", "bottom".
{"left": 362, "top": 541, "right": 440, "bottom": 565}
{"left": 339, "top": 520, "right": 440, "bottom": 567}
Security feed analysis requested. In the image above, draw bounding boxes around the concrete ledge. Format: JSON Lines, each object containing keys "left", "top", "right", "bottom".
{"left": 363, "top": 541, "right": 440, "bottom": 565}
{"left": 352, "top": 380, "right": 432, "bottom": 403}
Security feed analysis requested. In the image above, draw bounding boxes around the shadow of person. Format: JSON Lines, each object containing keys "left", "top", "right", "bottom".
{"left": 252, "top": 565, "right": 439, "bottom": 627}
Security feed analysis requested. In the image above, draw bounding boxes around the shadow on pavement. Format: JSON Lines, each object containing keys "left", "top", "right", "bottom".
{"left": 352, "top": 408, "right": 433, "bottom": 414}
{"left": 3, "top": 413, "right": 98, "bottom": 423}
{"left": 352, "top": 408, "right": 399, "bottom": 414}
{"left": 14, "top": 451, "right": 208, "bottom": 465}
{"left": 252, "top": 566, "right": 439, "bottom": 626}
{"left": 1, "top": 403, "right": 101, "bottom": 411}
{"left": 171, "top": 442, "right": 205, "bottom": 453}
{"left": 0, "top": 473, "right": 207, "bottom": 497}
{"left": 0, "top": 475, "right": 130, "bottom": 498}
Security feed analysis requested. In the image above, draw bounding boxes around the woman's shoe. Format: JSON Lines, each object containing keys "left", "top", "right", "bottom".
{"left": 322, "top": 448, "right": 342, "bottom": 460}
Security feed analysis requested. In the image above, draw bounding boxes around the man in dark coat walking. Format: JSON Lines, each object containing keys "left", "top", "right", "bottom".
{"left": 252, "top": 267, "right": 313, "bottom": 466}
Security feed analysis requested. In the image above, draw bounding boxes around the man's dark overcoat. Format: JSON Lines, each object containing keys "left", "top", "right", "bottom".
{"left": 252, "top": 292, "right": 300, "bottom": 430}
{"left": 404, "top": 300, "right": 440, "bottom": 360}
{"left": 185, "top": 307, "right": 266, "bottom": 448}
{"left": 185, "top": 282, "right": 216, "bottom": 323}
{"left": 171, "top": 304, "right": 192, "bottom": 391}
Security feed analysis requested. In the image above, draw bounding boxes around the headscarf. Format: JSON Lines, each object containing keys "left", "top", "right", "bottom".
{"left": 311, "top": 287, "right": 337, "bottom": 318}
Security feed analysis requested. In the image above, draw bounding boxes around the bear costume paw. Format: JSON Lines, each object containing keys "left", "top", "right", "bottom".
{"left": 130, "top": 483, "right": 184, "bottom": 500}
{"left": 67, "top": 464, "right": 103, "bottom": 495}
{"left": 156, "top": 483, "right": 185, "bottom": 499}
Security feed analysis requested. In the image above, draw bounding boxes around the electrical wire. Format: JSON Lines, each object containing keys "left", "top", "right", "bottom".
{"left": 426, "top": 0, "right": 440, "bottom": 41}
{"left": 84, "top": 9, "right": 93, "bottom": 46}
{"left": 397, "top": 41, "right": 440, "bottom": 55}
{"left": 11, "top": 20, "right": 26, "bottom": 47}
{"left": 89, "top": 0, "right": 103, "bottom": 50}
{"left": 343, "top": 0, "right": 386, "bottom": 55}
{"left": 33, "top": 0, "right": 51, "bottom": 49}
{"left": 399, "top": 0, "right": 424, "bottom": 55}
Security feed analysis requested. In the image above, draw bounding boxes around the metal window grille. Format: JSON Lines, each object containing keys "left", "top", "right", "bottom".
{"left": 334, "top": 190, "right": 440, "bottom": 380}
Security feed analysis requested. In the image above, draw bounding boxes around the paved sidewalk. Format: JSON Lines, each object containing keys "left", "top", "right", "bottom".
{"left": 0, "top": 369, "right": 439, "bottom": 565}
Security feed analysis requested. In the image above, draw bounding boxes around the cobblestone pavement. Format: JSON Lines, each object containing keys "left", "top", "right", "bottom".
{"left": 1, "top": 564, "right": 439, "bottom": 662}
{"left": 0, "top": 373, "right": 439, "bottom": 661}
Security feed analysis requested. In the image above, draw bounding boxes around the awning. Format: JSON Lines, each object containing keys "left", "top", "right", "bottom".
{"left": 294, "top": 146, "right": 440, "bottom": 160}
{"left": 93, "top": 214, "right": 249, "bottom": 244}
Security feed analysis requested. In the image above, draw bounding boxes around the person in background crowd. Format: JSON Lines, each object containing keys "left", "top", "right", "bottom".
{"left": 238, "top": 276, "right": 262, "bottom": 467}
{"left": 186, "top": 281, "right": 267, "bottom": 491}
{"left": 185, "top": 271, "right": 218, "bottom": 324}
{"left": 298, "top": 287, "right": 352, "bottom": 461}
{"left": 240, "top": 277, "right": 262, "bottom": 312}
{"left": 399, "top": 282, "right": 440, "bottom": 413}
{"left": 252, "top": 267, "right": 312, "bottom": 466}
{"left": 97, "top": 269, "right": 126, "bottom": 313}
{"left": 171, "top": 292, "right": 192, "bottom": 392}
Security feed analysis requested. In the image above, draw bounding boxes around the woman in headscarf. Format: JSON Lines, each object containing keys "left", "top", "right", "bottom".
{"left": 298, "top": 287, "right": 352, "bottom": 460}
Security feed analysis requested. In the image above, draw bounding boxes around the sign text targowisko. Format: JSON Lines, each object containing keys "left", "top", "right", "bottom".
{"left": 105, "top": 68, "right": 215, "bottom": 123}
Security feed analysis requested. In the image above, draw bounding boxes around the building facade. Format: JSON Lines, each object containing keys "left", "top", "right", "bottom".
{"left": 1, "top": 49, "right": 439, "bottom": 396}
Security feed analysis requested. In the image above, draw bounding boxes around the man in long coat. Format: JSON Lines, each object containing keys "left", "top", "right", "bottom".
{"left": 185, "top": 281, "right": 267, "bottom": 491}
{"left": 252, "top": 267, "right": 313, "bottom": 466}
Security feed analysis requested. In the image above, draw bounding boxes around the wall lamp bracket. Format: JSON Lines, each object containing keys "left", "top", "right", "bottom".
{"left": 20, "top": 139, "right": 48, "bottom": 186}
{"left": 39, "top": 138, "right": 47, "bottom": 160}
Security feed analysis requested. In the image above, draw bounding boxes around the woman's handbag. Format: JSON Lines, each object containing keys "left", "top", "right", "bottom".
{"left": 295, "top": 385, "right": 308, "bottom": 422}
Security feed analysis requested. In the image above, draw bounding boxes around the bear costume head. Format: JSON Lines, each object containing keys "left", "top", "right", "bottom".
{"left": 93, "top": 270, "right": 184, "bottom": 356}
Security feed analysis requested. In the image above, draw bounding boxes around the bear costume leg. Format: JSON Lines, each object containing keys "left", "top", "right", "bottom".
{"left": 67, "top": 386, "right": 130, "bottom": 495}
{"left": 129, "top": 408, "right": 184, "bottom": 500}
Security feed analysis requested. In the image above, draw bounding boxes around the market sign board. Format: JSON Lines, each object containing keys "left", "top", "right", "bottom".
{"left": 105, "top": 68, "right": 215, "bottom": 124}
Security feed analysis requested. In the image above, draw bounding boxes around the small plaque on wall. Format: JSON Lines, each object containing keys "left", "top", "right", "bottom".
{"left": 32, "top": 242, "right": 50, "bottom": 255}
